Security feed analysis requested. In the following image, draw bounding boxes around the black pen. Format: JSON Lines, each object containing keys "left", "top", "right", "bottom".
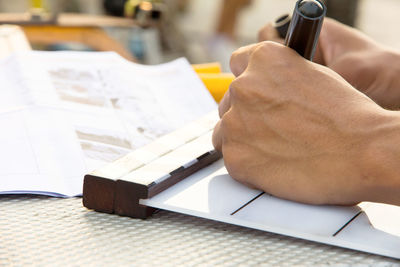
{"left": 274, "top": 0, "right": 326, "bottom": 61}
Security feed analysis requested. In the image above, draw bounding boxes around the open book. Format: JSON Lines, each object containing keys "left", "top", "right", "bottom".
{"left": 0, "top": 51, "right": 217, "bottom": 196}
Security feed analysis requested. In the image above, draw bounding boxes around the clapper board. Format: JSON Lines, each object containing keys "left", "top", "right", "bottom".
{"left": 83, "top": 111, "right": 400, "bottom": 259}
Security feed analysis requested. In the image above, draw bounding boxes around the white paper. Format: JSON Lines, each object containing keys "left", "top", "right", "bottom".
{"left": 0, "top": 107, "right": 86, "bottom": 197}
{"left": 0, "top": 51, "right": 217, "bottom": 196}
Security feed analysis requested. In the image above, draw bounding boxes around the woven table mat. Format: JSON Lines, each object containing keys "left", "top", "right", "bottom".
{"left": 0, "top": 196, "right": 398, "bottom": 266}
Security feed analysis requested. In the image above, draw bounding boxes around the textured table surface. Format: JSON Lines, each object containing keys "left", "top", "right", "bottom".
{"left": 1, "top": 196, "right": 399, "bottom": 266}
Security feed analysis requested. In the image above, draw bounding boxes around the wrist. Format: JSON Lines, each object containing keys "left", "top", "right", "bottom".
{"left": 359, "top": 110, "right": 400, "bottom": 205}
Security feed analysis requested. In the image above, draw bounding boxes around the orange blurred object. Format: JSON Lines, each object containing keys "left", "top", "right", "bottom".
{"left": 192, "top": 62, "right": 222, "bottom": 74}
{"left": 193, "top": 62, "right": 234, "bottom": 103}
{"left": 197, "top": 72, "right": 234, "bottom": 103}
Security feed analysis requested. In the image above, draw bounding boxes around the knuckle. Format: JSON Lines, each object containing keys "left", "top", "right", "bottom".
{"left": 229, "top": 49, "right": 246, "bottom": 75}
{"left": 230, "top": 50, "right": 240, "bottom": 64}
{"left": 232, "top": 73, "right": 267, "bottom": 103}
{"left": 253, "top": 41, "right": 287, "bottom": 60}
{"left": 230, "top": 46, "right": 246, "bottom": 64}
{"left": 254, "top": 41, "right": 276, "bottom": 54}
{"left": 230, "top": 44, "right": 264, "bottom": 76}
{"left": 219, "top": 113, "right": 233, "bottom": 132}
{"left": 218, "top": 103, "right": 225, "bottom": 118}
{"left": 252, "top": 42, "right": 295, "bottom": 71}
{"left": 228, "top": 79, "right": 240, "bottom": 97}
{"left": 229, "top": 76, "right": 249, "bottom": 101}
{"left": 212, "top": 124, "right": 222, "bottom": 151}
{"left": 219, "top": 111, "right": 239, "bottom": 139}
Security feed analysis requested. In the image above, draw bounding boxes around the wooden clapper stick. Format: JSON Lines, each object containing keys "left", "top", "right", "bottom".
{"left": 83, "top": 111, "right": 221, "bottom": 219}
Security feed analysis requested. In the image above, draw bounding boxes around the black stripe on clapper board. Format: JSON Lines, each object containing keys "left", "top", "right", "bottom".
{"left": 230, "top": 192, "right": 265, "bottom": 216}
{"left": 332, "top": 211, "right": 363, "bottom": 237}
{"left": 229, "top": 192, "right": 364, "bottom": 237}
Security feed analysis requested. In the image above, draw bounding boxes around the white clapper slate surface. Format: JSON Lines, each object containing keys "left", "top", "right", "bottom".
{"left": 140, "top": 130, "right": 400, "bottom": 259}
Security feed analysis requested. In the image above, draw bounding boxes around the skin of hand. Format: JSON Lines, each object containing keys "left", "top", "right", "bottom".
{"left": 212, "top": 41, "right": 400, "bottom": 206}
{"left": 259, "top": 18, "right": 400, "bottom": 110}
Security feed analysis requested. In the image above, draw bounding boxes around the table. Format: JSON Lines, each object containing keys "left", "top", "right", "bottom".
{"left": 0, "top": 196, "right": 398, "bottom": 266}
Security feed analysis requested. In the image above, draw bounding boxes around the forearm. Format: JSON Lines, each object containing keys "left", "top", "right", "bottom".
{"left": 361, "top": 110, "right": 400, "bottom": 205}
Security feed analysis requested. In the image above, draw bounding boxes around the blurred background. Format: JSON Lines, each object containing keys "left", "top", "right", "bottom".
{"left": 1, "top": 0, "right": 400, "bottom": 70}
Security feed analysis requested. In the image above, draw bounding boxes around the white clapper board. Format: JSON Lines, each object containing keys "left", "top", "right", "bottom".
{"left": 83, "top": 111, "right": 400, "bottom": 259}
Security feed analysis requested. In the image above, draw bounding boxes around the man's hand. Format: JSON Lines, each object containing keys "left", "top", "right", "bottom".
{"left": 259, "top": 18, "right": 400, "bottom": 110}
{"left": 213, "top": 41, "right": 400, "bottom": 206}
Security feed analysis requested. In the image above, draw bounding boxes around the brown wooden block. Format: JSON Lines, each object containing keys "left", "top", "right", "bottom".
{"left": 82, "top": 153, "right": 145, "bottom": 215}
{"left": 82, "top": 175, "right": 116, "bottom": 214}
{"left": 114, "top": 180, "right": 155, "bottom": 219}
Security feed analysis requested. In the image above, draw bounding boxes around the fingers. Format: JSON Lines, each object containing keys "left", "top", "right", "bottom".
{"left": 230, "top": 43, "right": 262, "bottom": 77}
{"left": 218, "top": 88, "right": 231, "bottom": 118}
{"left": 212, "top": 120, "right": 222, "bottom": 152}
{"left": 256, "top": 18, "right": 366, "bottom": 66}
{"left": 314, "top": 18, "right": 353, "bottom": 65}
{"left": 230, "top": 36, "right": 287, "bottom": 78}
{"left": 316, "top": 18, "right": 379, "bottom": 65}
{"left": 256, "top": 19, "right": 328, "bottom": 65}
{"left": 313, "top": 18, "right": 339, "bottom": 65}
{"left": 258, "top": 22, "right": 283, "bottom": 43}
{"left": 217, "top": 42, "right": 257, "bottom": 152}
{"left": 258, "top": 20, "right": 326, "bottom": 64}
{"left": 215, "top": 87, "right": 232, "bottom": 152}
{"left": 227, "top": 41, "right": 286, "bottom": 117}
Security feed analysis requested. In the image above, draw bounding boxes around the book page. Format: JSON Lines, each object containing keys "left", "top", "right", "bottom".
{"left": 0, "top": 51, "right": 217, "bottom": 196}
{"left": 0, "top": 107, "right": 86, "bottom": 196}
{"left": 25, "top": 51, "right": 217, "bottom": 171}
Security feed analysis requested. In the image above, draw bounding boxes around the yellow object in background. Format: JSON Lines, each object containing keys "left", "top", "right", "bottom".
{"left": 124, "top": 0, "right": 141, "bottom": 17}
{"left": 30, "top": 0, "right": 44, "bottom": 9}
{"left": 192, "top": 62, "right": 233, "bottom": 103}
{"left": 192, "top": 62, "right": 222, "bottom": 74}
{"left": 197, "top": 73, "right": 235, "bottom": 103}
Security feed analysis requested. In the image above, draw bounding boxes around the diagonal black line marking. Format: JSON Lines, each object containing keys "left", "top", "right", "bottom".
{"left": 333, "top": 211, "right": 363, "bottom": 237}
{"left": 230, "top": 192, "right": 265, "bottom": 216}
